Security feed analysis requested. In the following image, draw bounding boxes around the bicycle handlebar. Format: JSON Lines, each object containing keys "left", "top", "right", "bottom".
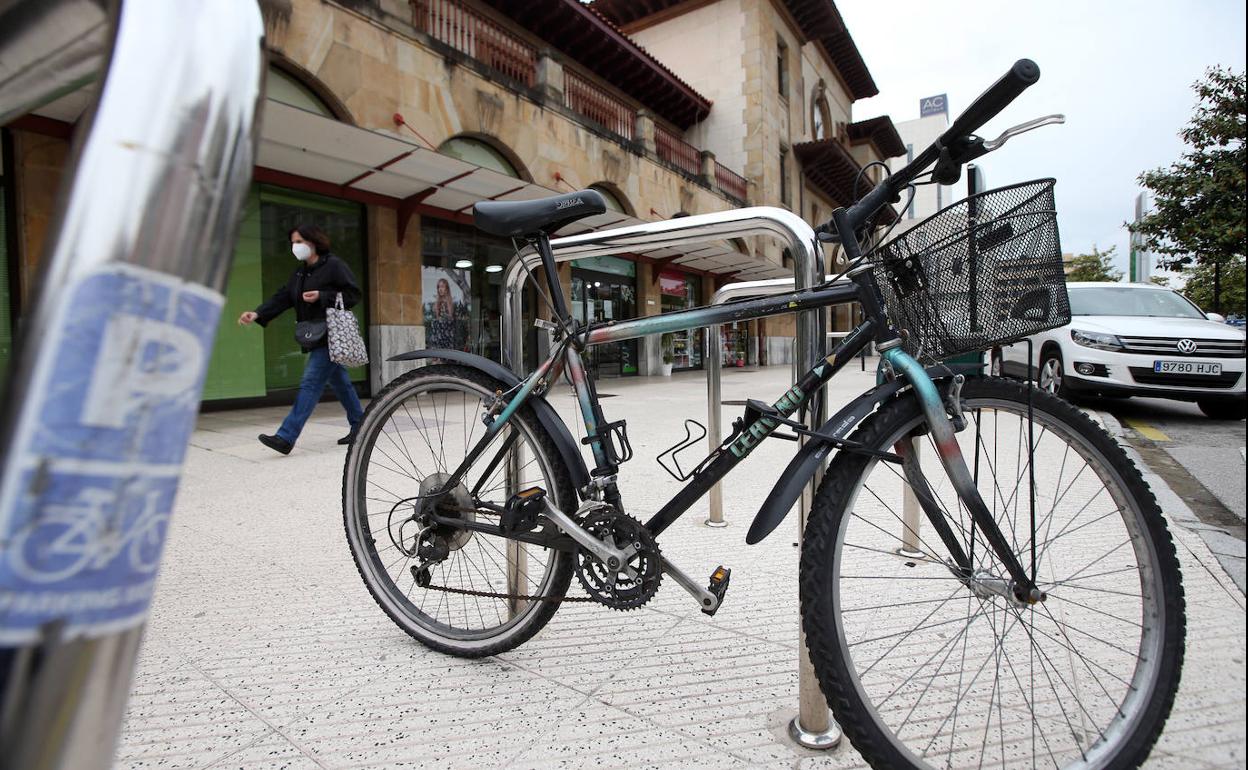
{"left": 837, "top": 59, "right": 1041, "bottom": 235}
{"left": 939, "top": 59, "right": 1039, "bottom": 149}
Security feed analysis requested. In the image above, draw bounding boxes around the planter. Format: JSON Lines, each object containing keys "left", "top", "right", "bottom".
{"left": 660, "top": 362, "right": 674, "bottom": 377}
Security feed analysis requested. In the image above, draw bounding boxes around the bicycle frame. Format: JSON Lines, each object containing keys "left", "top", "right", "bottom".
{"left": 429, "top": 256, "right": 1042, "bottom": 601}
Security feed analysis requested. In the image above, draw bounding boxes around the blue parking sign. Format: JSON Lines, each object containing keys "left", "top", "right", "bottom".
{"left": 0, "top": 264, "right": 222, "bottom": 642}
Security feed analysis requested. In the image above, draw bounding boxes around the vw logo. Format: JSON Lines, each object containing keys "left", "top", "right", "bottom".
{"left": 1176, "top": 338, "right": 1198, "bottom": 354}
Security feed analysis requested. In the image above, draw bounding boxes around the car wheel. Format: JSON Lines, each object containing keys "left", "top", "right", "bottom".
{"left": 1197, "top": 398, "right": 1246, "bottom": 420}
{"left": 1038, "top": 348, "right": 1067, "bottom": 398}
{"left": 989, "top": 349, "right": 1004, "bottom": 377}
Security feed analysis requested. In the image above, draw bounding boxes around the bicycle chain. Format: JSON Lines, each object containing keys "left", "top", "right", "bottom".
{"left": 419, "top": 580, "right": 596, "bottom": 603}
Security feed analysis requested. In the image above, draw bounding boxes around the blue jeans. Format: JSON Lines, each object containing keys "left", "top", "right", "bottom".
{"left": 276, "top": 346, "right": 364, "bottom": 444}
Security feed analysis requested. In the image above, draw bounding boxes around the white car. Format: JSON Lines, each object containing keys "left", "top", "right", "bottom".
{"left": 993, "top": 282, "right": 1247, "bottom": 420}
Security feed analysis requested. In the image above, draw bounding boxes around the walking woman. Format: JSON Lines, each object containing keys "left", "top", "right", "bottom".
{"left": 238, "top": 224, "right": 365, "bottom": 454}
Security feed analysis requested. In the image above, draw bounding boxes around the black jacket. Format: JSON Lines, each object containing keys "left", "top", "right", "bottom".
{"left": 254, "top": 252, "right": 361, "bottom": 349}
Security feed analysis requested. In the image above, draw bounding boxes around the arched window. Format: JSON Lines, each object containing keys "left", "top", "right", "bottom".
{"left": 267, "top": 65, "right": 338, "bottom": 118}
{"left": 438, "top": 137, "right": 521, "bottom": 178}
{"left": 811, "top": 81, "right": 833, "bottom": 141}
{"left": 589, "top": 183, "right": 630, "bottom": 215}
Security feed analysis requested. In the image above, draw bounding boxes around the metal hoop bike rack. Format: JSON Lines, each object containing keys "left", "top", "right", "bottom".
{"left": 501, "top": 207, "right": 842, "bottom": 749}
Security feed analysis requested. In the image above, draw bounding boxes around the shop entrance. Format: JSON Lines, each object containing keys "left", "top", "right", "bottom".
{"left": 659, "top": 270, "right": 704, "bottom": 371}
{"left": 571, "top": 257, "right": 637, "bottom": 378}
{"left": 201, "top": 184, "right": 368, "bottom": 403}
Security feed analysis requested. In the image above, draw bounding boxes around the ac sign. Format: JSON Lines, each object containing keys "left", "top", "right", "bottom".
{"left": 920, "top": 94, "right": 948, "bottom": 118}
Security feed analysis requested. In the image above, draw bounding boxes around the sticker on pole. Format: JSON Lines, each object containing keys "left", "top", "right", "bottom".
{"left": 0, "top": 263, "right": 222, "bottom": 643}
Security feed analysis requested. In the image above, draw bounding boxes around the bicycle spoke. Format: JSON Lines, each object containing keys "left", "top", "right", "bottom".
{"left": 816, "top": 384, "right": 1178, "bottom": 769}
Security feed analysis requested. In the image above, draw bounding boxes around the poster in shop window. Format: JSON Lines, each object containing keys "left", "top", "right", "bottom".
{"left": 422, "top": 266, "right": 471, "bottom": 351}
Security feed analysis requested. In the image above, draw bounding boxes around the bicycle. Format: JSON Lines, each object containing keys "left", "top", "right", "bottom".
{"left": 343, "top": 60, "right": 1185, "bottom": 770}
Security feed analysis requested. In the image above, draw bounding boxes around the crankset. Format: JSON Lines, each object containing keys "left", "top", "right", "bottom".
{"left": 574, "top": 510, "right": 662, "bottom": 610}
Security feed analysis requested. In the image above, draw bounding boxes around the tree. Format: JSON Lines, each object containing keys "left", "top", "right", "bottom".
{"left": 1148, "top": 275, "right": 1171, "bottom": 287}
{"left": 1065, "top": 245, "right": 1123, "bottom": 282}
{"left": 1180, "top": 256, "right": 1246, "bottom": 316}
{"left": 1128, "top": 67, "right": 1246, "bottom": 308}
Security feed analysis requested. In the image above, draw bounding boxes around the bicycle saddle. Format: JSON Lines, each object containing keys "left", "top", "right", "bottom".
{"left": 473, "top": 189, "right": 606, "bottom": 238}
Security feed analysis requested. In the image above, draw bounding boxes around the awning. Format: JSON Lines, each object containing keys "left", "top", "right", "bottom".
{"left": 793, "top": 138, "right": 900, "bottom": 225}
{"left": 255, "top": 100, "right": 786, "bottom": 278}
{"left": 23, "top": 90, "right": 787, "bottom": 280}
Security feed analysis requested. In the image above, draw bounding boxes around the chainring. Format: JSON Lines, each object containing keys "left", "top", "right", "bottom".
{"left": 574, "top": 510, "right": 662, "bottom": 611}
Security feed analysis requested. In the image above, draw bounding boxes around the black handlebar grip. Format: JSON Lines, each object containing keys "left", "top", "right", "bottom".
{"left": 940, "top": 59, "right": 1040, "bottom": 146}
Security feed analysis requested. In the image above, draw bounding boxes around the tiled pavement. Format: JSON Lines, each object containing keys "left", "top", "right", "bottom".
{"left": 117, "top": 365, "right": 1246, "bottom": 769}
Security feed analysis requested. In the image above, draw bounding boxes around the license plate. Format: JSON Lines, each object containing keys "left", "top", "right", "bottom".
{"left": 1153, "top": 360, "right": 1223, "bottom": 375}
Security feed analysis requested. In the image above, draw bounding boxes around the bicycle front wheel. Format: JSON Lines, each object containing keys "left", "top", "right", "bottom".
{"left": 800, "top": 377, "right": 1185, "bottom": 770}
{"left": 343, "top": 364, "right": 575, "bottom": 657}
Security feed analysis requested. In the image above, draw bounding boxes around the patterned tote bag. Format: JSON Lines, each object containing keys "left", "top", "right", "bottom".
{"left": 327, "top": 292, "right": 370, "bottom": 367}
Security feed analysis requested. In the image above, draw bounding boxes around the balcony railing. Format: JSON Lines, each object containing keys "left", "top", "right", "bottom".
{"left": 655, "top": 122, "right": 700, "bottom": 177}
{"left": 411, "top": 0, "right": 749, "bottom": 203}
{"left": 564, "top": 69, "right": 635, "bottom": 141}
{"left": 715, "top": 162, "right": 748, "bottom": 202}
{"left": 413, "top": 0, "right": 537, "bottom": 87}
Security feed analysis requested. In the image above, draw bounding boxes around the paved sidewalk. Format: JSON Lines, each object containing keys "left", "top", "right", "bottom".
{"left": 118, "top": 365, "right": 1246, "bottom": 769}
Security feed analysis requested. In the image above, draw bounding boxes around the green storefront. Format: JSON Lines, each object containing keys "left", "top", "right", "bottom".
{"left": 202, "top": 184, "right": 368, "bottom": 403}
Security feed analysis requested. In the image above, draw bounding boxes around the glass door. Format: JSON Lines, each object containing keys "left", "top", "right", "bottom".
{"left": 572, "top": 267, "right": 638, "bottom": 378}
{"left": 659, "top": 271, "right": 703, "bottom": 371}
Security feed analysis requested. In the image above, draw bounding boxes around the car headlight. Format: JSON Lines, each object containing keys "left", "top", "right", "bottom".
{"left": 1071, "top": 329, "right": 1125, "bottom": 351}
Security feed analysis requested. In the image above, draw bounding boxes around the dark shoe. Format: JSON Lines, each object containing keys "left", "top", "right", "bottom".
{"left": 337, "top": 430, "right": 358, "bottom": 446}
{"left": 259, "top": 434, "right": 292, "bottom": 455}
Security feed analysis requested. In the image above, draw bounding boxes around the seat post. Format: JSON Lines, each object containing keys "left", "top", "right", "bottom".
{"left": 533, "top": 233, "right": 573, "bottom": 324}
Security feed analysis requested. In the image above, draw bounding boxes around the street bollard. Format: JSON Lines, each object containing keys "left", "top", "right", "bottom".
{"left": 899, "top": 438, "right": 925, "bottom": 558}
{"left": 0, "top": 2, "right": 264, "bottom": 767}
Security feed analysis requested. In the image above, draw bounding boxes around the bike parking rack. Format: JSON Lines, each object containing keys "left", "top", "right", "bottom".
{"left": 0, "top": 2, "right": 264, "bottom": 766}
{"left": 703, "top": 275, "right": 872, "bottom": 528}
{"left": 501, "top": 207, "right": 842, "bottom": 749}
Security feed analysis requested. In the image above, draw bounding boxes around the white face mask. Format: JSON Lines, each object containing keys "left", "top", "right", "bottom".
{"left": 292, "top": 242, "right": 313, "bottom": 261}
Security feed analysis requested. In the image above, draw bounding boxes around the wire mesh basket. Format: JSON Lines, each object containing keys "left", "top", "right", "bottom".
{"left": 869, "top": 178, "right": 1071, "bottom": 364}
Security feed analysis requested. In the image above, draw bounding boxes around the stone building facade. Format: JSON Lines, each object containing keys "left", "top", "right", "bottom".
{"left": 0, "top": 0, "right": 901, "bottom": 404}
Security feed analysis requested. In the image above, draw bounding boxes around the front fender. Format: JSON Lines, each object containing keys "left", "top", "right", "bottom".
{"left": 388, "top": 349, "right": 590, "bottom": 491}
{"left": 745, "top": 364, "right": 980, "bottom": 545}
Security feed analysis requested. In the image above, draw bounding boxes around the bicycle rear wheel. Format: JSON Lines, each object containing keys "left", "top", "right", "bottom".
{"left": 343, "top": 364, "right": 575, "bottom": 657}
{"left": 800, "top": 377, "right": 1185, "bottom": 770}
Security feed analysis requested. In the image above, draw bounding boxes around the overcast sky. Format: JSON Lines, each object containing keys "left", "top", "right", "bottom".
{"left": 838, "top": 0, "right": 1247, "bottom": 278}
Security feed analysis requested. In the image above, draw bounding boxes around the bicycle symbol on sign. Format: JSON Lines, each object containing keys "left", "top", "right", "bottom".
{"left": 9, "top": 486, "right": 170, "bottom": 583}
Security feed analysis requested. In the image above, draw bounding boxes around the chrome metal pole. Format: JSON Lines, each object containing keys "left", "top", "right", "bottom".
{"left": 0, "top": 2, "right": 265, "bottom": 768}
{"left": 701, "top": 277, "right": 845, "bottom": 531}
{"left": 504, "top": 283, "right": 529, "bottom": 617}
{"left": 704, "top": 324, "right": 726, "bottom": 527}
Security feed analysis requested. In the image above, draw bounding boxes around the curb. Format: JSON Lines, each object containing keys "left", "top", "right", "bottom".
{"left": 1088, "top": 405, "right": 1201, "bottom": 528}
{"left": 1090, "top": 405, "right": 1246, "bottom": 594}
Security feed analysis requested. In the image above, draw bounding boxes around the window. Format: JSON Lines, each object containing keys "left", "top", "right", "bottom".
{"left": 438, "top": 137, "right": 521, "bottom": 178}
{"left": 267, "top": 65, "right": 337, "bottom": 118}
{"left": 589, "top": 184, "right": 628, "bottom": 214}
{"left": 777, "top": 37, "right": 789, "bottom": 98}
{"left": 779, "top": 149, "right": 790, "bottom": 207}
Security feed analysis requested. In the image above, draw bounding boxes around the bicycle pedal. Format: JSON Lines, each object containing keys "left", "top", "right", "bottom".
{"left": 502, "top": 487, "right": 546, "bottom": 534}
{"left": 701, "top": 565, "right": 731, "bottom": 616}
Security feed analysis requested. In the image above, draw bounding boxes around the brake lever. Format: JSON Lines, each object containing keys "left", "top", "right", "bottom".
{"left": 982, "top": 114, "right": 1065, "bottom": 152}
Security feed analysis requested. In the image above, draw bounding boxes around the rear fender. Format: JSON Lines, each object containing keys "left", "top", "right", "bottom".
{"left": 745, "top": 364, "right": 980, "bottom": 545}
{"left": 388, "top": 349, "right": 590, "bottom": 491}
